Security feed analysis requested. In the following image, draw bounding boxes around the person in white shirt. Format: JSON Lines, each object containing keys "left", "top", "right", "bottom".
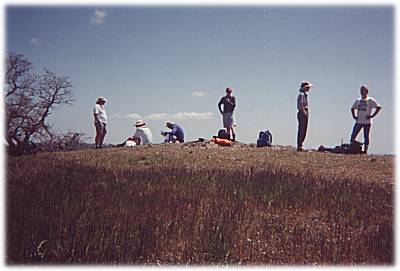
{"left": 350, "top": 84, "right": 382, "bottom": 153}
{"left": 115, "top": 120, "right": 153, "bottom": 147}
{"left": 132, "top": 120, "right": 153, "bottom": 145}
{"left": 93, "top": 96, "right": 107, "bottom": 149}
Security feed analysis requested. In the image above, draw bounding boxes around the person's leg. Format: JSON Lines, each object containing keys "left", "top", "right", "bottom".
{"left": 99, "top": 125, "right": 107, "bottom": 148}
{"left": 222, "top": 113, "right": 230, "bottom": 138}
{"left": 230, "top": 126, "right": 236, "bottom": 141}
{"left": 297, "top": 112, "right": 308, "bottom": 150}
{"left": 116, "top": 139, "right": 128, "bottom": 147}
{"left": 297, "top": 112, "right": 302, "bottom": 149}
{"left": 95, "top": 122, "right": 101, "bottom": 148}
{"left": 362, "top": 124, "right": 371, "bottom": 153}
{"left": 230, "top": 113, "right": 236, "bottom": 141}
{"left": 95, "top": 134, "right": 100, "bottom": 148}
{"left": 163, "top": 134, "right": 169, "bottom": 143}
{"left": 350, "top": 123, "right": 363, "bottom": 143}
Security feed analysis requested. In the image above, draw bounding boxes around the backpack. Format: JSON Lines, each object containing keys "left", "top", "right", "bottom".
{"left": 349, "top": 141, "right": 363, "bottom": 154}
{"left": 322, "top": 140, "right": 363, "bottom": 154}
{"left": 217, "top": 129, "right": 230, "bottom": 140}
{"left": 257, "top": 130, "right": 272, "bottom": 147}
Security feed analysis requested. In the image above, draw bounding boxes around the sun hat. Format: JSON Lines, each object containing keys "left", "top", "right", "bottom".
{"left": 97, "top": 96, "right": 107, "bottom": 102}
{"left": 299, "top": 81, "right": 314, "bottom": 91}
{"left": 134, "top": 120, "right": 146, "bottom": 127}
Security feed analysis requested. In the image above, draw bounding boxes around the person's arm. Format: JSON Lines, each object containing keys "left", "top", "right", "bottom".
{"left": 351, "top": 108, "right": 358, "bottom": 120}
{"left": 298, "top": 95, "right": 308, "bottom": 116}
{"left": 368, "top": 106, "right": 382, "bottom": 119}
{"left": 93, "top": 105, "right": 100, "bottom": 123}
{"left": 297, "top": 94, "right": 308, "bottom": 116}
{"left": 162, "top": 130, "right": 173, "bottom": 136}
{"left": 93, "top": 113, "right": 100, "bottom": 123}
{"left": 218, "top": 98, "right": 224, "bottom": 114}
{"left": 299, "top": 103, "right": 308, "bottom": 116}
{"left": 131, "top": 130, "right": 142, "bottom": 144}
{"left": 351, "top": 100, "right": 358, "bottom": 120}
{"left": 229, "top": 96, "right": 236, "bottom": 109}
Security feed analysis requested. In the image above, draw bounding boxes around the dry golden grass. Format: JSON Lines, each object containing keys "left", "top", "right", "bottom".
{"left": 7, "top": 142, "right": 394, "bottom": 265}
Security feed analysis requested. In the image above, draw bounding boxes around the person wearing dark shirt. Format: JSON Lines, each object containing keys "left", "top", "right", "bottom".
{"left": 218, "top": 87, "right": 236, "bottom": 141}
{"left": 162, "top": 121, "right": 185, "bottom": 143}
{"left": 296, "top": 81, "right": 314, "bottom": 151}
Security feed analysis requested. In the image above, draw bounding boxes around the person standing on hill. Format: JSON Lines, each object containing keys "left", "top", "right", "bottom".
{"left": 296, "top": 81, "right": 314, "bottom": 151}
{"left": 93, "top": 96, "right": 107, "bottom": 149}
{"left": 350, "top": 84, "right": 382, "bottom": 154}
{"left": 218, "top": 87, "right": 236, "bottom": 141}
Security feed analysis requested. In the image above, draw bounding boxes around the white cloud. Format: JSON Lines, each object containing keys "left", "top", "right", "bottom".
{"left": 172, "top": 112, "right": 213, "bottom": 120}
{"left": 29, "top": 38, "right": 39, "bottom": 47}
{"left": 118, "top": 112, "right": 214, "bottom": 121}
{"left": 90, "top": 9, "right": 107, "bottom": 26}
{"left": 191, "top": 91, "right": 207, "bottom": 97}
{"left": 125, "top": 113, "right": 142, "bottom": 120}
{"left": 146, "top": 113, "right": 169, "bottom": 120}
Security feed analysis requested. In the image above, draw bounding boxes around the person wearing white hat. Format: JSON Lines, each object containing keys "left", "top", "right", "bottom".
{"left": 350, "top": 84, "right": 382, "bottom": 154}
{"left": 93, "top": 96, "right": 107, "bottom": 149}
{"left": 114, "top": 120, "right": 153, "bottom": 147}
{"left": 131, "top": 120, "right": 153, "bottom": 145}
{"left": 296, "top": 81, "right": 314, "bottom": 151}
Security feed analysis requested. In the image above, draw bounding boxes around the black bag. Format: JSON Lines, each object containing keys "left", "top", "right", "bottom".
{"left": 257, "top": 130, "right": 272, "bottom": 147}
{"left": 349, "top": 141, "right": 363, "bottom": 154}
{"left": 217, "top": 129, "right": 230, "bottom": 140}
{"left": 319, "top": 140, "right": 363, "bottom": 154}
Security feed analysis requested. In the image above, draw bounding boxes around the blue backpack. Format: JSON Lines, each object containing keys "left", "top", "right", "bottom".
{"left": 257, "top": 130, "right": 272, "bottom": 147}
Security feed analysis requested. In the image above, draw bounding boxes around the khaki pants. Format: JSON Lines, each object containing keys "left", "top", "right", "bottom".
{"left": 95, "top": 121, "right": 107, "bottom": 146}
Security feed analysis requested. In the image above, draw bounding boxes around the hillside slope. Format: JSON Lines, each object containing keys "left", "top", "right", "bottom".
{"left": 7, "top": 143, "right": 394, "bottom": 264}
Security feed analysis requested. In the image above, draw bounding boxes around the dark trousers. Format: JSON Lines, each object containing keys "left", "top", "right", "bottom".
{"left": 297, "top": 111, "right": 308, "bottom": 148}
{"left": 350, "top": 123, "right": 371, "bottom": 146}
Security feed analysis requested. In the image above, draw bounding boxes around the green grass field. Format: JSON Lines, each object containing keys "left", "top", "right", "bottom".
{"left": 6, "top": 143, "right": 394, "bottom": 265}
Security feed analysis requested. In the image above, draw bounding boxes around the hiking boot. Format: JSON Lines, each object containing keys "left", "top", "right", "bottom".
{"left": 297, "top": 147, "right": 304, "bottom": 152}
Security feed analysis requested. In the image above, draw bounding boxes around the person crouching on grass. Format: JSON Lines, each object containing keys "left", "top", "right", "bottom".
{"left": 350, "top": 84, "right": 382, "bottom": 154}
{"left": 162, "top": 121, "right": 185, "bottom": 143}
{"left": 93, "top": 96, "right": 107, "bottom": 149}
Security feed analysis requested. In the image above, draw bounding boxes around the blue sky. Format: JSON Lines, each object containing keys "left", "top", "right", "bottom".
{"left": 5, "top": 5, "right": 394, "bottom": 154}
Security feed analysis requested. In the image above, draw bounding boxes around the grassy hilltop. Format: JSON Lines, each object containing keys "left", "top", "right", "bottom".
{"left": 7, "top": 142, "right": 394, "bottom": 265}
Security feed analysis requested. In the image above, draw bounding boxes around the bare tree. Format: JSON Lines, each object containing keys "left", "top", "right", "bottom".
{"left": 5, "top": 53, "right": 74, "bottom": 153}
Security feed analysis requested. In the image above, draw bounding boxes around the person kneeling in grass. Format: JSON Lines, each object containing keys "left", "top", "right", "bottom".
{"left": 161, "top": 121, "right": 185, "bottom": 143}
